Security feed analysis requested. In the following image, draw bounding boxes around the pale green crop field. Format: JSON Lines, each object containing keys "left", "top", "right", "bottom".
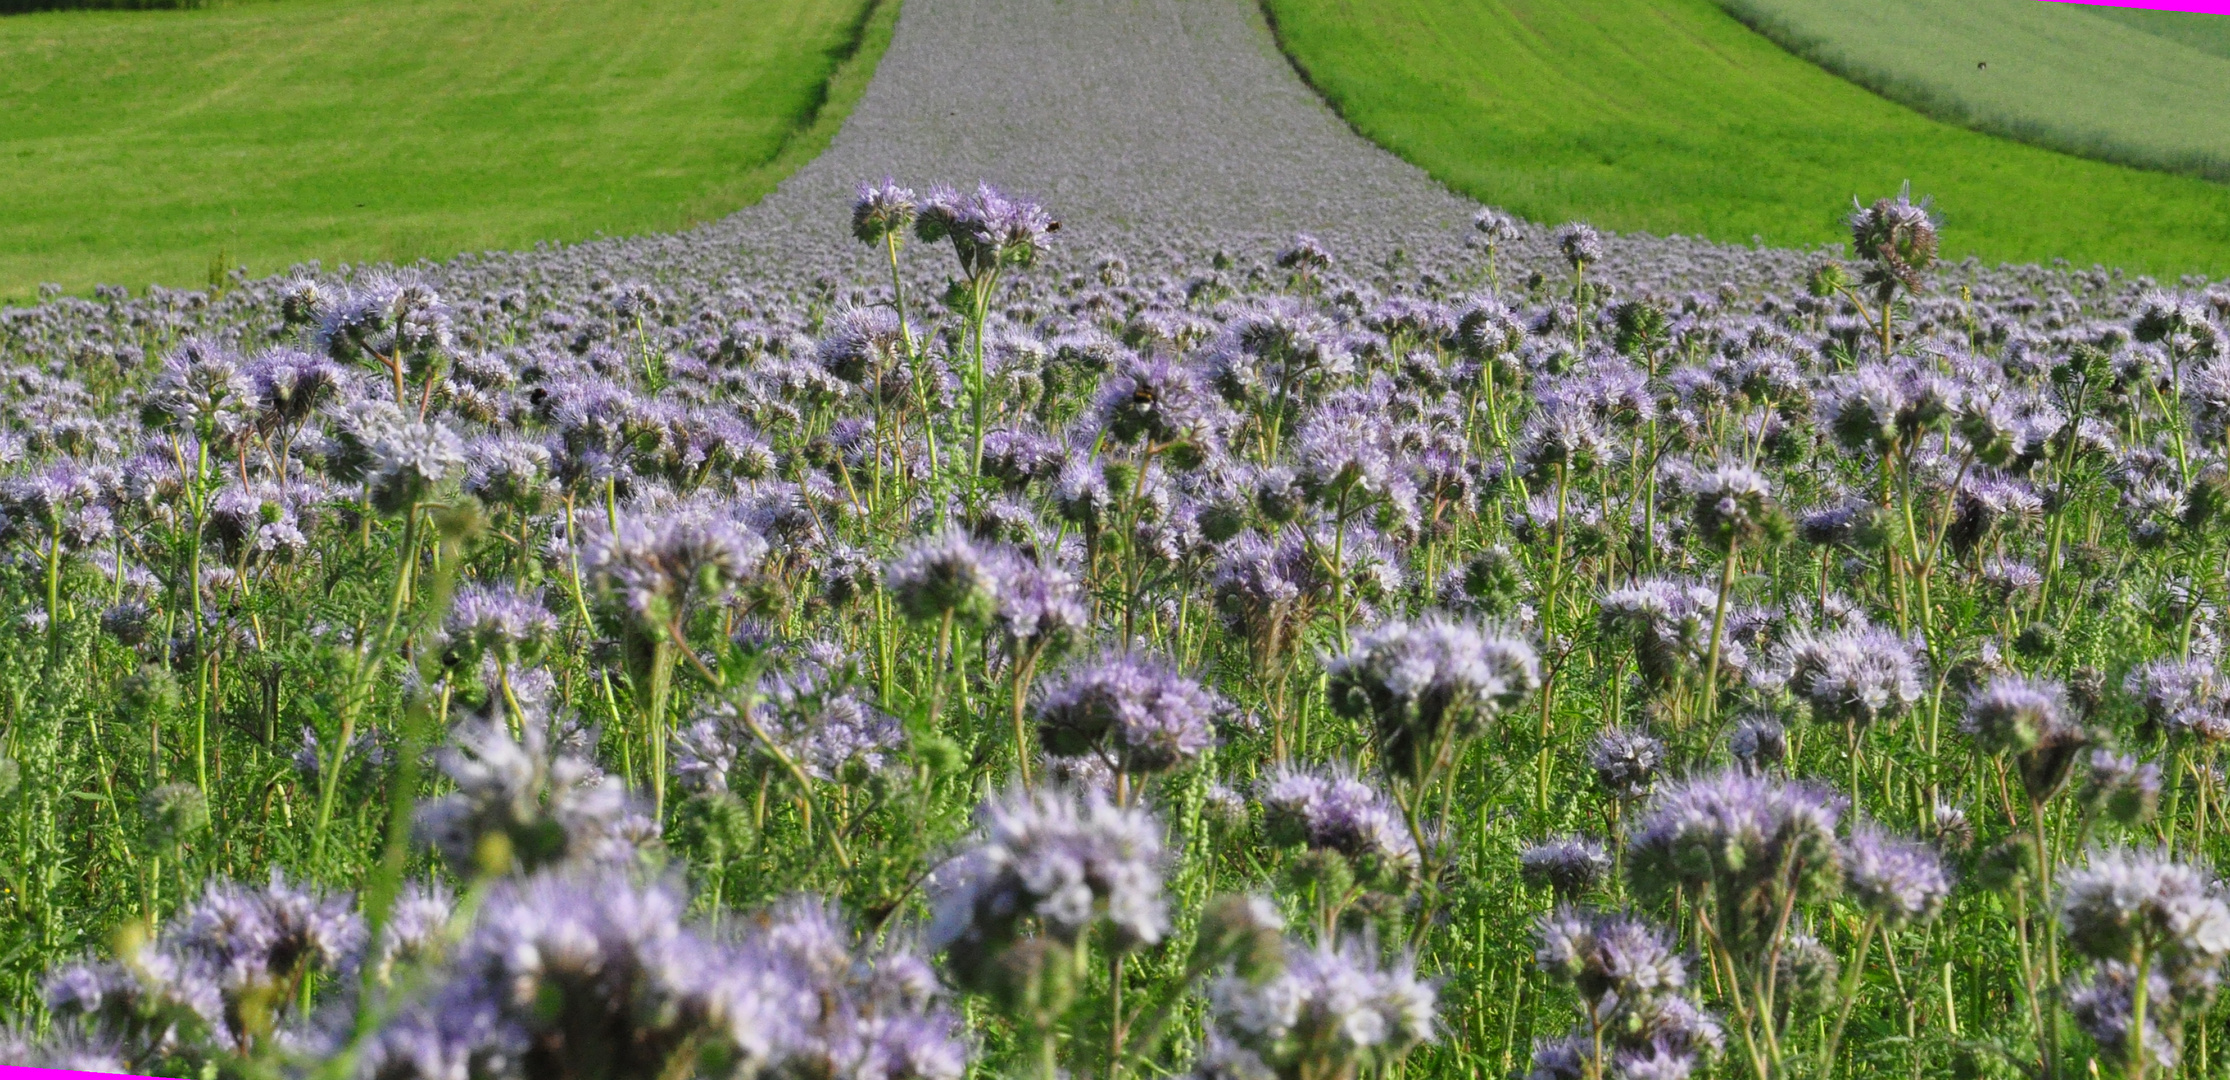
{"left": 2082, "top": 4, "right": 2230, "bottom": 58}
{"left": 1717, "top": 0, "right": 2230, "bottom": 182}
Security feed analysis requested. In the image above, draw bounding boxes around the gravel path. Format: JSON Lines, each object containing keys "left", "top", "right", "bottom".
{"left": 710, "top": 0, "right": 1481, "bottom": 270}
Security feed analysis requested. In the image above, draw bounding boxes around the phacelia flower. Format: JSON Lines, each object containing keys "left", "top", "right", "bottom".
{"left": 1034, "top": 650, "right": 1221, "bottom": 774}
{"left": 1327, "top": 615, "right": 1539, "bottom": 780}
{"left": 1257, "top": 764, "right": 1420, "bottom": 874}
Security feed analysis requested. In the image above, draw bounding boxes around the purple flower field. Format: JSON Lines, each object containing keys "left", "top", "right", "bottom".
{"left": 2, "top": 1, "right": 2230, "bottom": 1078}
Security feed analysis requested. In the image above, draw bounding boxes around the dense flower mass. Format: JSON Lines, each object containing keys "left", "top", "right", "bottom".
{"left": 1527, "top": 907, "right": 1721, "bottom": 1080}
{"left": 928, "top": 784, "right": 1170, "bottom": 981}
{"left": 1842, "top": 824, "right": 1952, "bottom": 924}
{"left": 1257, "top": 764, "right": 1420, "bottom": 873}
{"left": 415, "top": 705, "right": 651, "bottom": 876}
{"left": 1034, "top": 649, "right": 1222, "bottom": 773}
{"left": 361, "top": 876, "right": 966, "bottom": 1080}
{"left": 1199, "top": 941, "right": 1436, "bottom": 1080}
{"left": 1774, "top": 621, "right": 1925, "bottom": 730}
{"left": 2058, "top": 848, "right": 2230, "bottom": 970}
{"left": 5, "top": 66, "right": 2230, "bottom": 1078}
{"left": 1326, "top": 615, "right": 1538, "bottom": 778}
{"left": 1626, "top": 771, "right": 1844, "bottom": 954}
{"left": 1520, "top": 837, "right": 1612, "bottom": 899}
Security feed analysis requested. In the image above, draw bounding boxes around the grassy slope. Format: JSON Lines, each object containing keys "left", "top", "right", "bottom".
{"left": 1717, "top": 0, "right": 2230, "bottom": 181}
{"left": 0, "top": 0, "right": 894, "bottom": 299}
{"left": 1261, "top": 0, "right": 2230, "bottom": 277}
{"left": 2081, "top": 5, "right": 2230, "bottom": 60}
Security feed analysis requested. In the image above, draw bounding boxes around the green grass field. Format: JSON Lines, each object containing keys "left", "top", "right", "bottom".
{"left": 1717, "top": 0, "right": 2230, "bottom": 182}
{"left": 1261, "top": 0, "right": 2230, "bottom": 277}
{"left": 0, "top": 0, "right": 892, "bottom": 300}
{"left": 2082, "top": 5, "right": 2230, "bottom": 59}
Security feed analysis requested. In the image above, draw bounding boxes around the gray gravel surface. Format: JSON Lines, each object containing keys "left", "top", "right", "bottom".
{"left": 724, "top": 0, "right": 1477, "bottom": 264}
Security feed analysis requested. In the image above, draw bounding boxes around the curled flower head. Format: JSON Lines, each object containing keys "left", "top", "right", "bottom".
{"left": 367, "top": 420, "right": 466, "bottom": 515}
{"left": 1841, "top": 824, "right": 1952, "bottom": 924}
{"left": 1964, "top": 674, "right": 2076, "bottom": 756}
{"left": 1035, "top": 650, "right": 1221, "bottom": 774}
{"left": 2059, "top": 847, "right": 2230, "bottom": 970}
{"left": 443, "top": 584, "right": 559, "bottom": 667}
{"left": 1527, "top": 908, "right": 1721, "bottom": 1080}
{"left": 586, "top": 504, "right": 767, "bottom": 632}
{"left": 1473, "top": 208, "right": 1522, "bottom": 244}
{"left": 144, "top": 340, "right": 254, "bottom": 441}
{"left": 462, "top": 436, "right": 557, "bottom": 514}
{"left": 1520, "top": 837, "right": 1613, "bottom": 900}
{"left": 48, "top": 870, "right": 363, "bottom": 1058}
{"left": 1094, "top": 353, "right": 1220, "bottom": 449}
{"left": 1257, "top": 764, "right": 1419, "bottom": 875}
{"left": 913, "top": 183, "right": 1055, "bottom": 276}
{"left": 1689, "top": 462, "right": 1789, "bottom": 552}
{"left": 990, "top": 551, "right": 1087, "bottom": 659}
{"left": 415, "top": 708, "right": 652, "bottom": 877}
{"left": 1556, "top": 223, "right": 1604, "bottom": 270}
{"left": 677, "top": 644, "right": 904, "bottom": 792}
{"left": 1627, "top": 772, "right": 1843, "bottom": 952}
{"left": 1534, "top": 907, "right": 1685, "bottom": 1006}
{"left": 1964, "top": 673, "right": 2093, "bottom": 803}
{"left": 929, "top": 784, "right": 1168, "bottom": 986}
{"left": 1728, "top": 716, "right": 1787, "bottom": 776}
{"left": 1327, "top": 614, "right": 1539, "bottom": 780}
{"left": 361, "top": 879, "right": 967, "bottom": 1080}
{"left": 1777, "top": 622, "right": 1924, "bottom": 731}
{"left": 2083, "top": 750, "right": 2164, "bottom": 828}
{"left": 852, "top": 179, "right": 919, "bottom": 244}
{"left": 1590, "top": 728, "right": 1664, "bottom": 802}
{"left": 1599, "top": 578, "right": 1748, "bottom": 692}
{"left": 373, "top": 881, "right": 456, "bottom": 986}
{"left": 1848, "top": 184, "right": 1938, "bottom": 296}
{"left": 1203, "top": 940, "right": 1436, "bottom": 1080}
{"left": 2065, "top": 960, "right": 2181, "bottom": 1074}
{"left": 885, "top": 529, "right": 1002, "bottom": 625}
{"left": 2126, "top": 657, "right": 2230, "bottom": 742}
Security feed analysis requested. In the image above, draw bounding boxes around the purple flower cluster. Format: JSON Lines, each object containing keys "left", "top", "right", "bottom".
{"left": 2126, "top": 657, "right": 2230, "bottom": 742}
{"left": 9, "top": 73, "right": 2230, "bottom": 1080}
{"left": 1588, "top": 727, "right": 1663, "bottom": 802}
{"left": 1326, "top": 614, "right": 1538, "bottom": 779}
{"left": 442, "top": 582, "right": 560, "bottom": 666}
{"left": 1598, "top": 578, "right": 1746, "bottom": 692}
{"left": 1773, "top": 621, "right": 1925, "bottom": 730}
{"left": 1199, "top": 940, "right": 1436, "bottom": 1080}
{"left": 1034, "top": 649, "right": 1221, "bottom": 774}
{"left": 2055, "top": 848, "right": 2230, "bottom": 1069}
{"left": 915, "top": 183, "right": 1057, "bottom": 278}
{"left": 675, "top": 642, "right": 905, "bottom": 789}
{"left": 2059, "top": 848, "right": 2230, "bottom": 972}
{"left": 1520, "top": 837, "right": 1613, "bottom": 899}
{"left": 1626, "top": 771, "right": 1843, "bottom": 951}
{"left": 929, "top": 784, "right": 1169, "bottom": 987}
{"left": 1841, "top": 824, "right": 1952, "bottom": 924}
{"left": 584, "top": 502, "right": 768, "bottom": 631}
{"left": 1257, "top": 764, "right": 1419, "bottom": 873}
{"left": 415, "top": 706, "right": 655, "bottom": 877}
{"left": 1527, "top": 908, "right": 1721, "bottom": 1080}
{"left": 363, "top": 875, "right": 966, "bottom": 1080}
{"left": 39, "top": 871, "right": 363, "bottom": 1065}
{"left": 1962, "top": 673, "right": 2094, "bottom": 802}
